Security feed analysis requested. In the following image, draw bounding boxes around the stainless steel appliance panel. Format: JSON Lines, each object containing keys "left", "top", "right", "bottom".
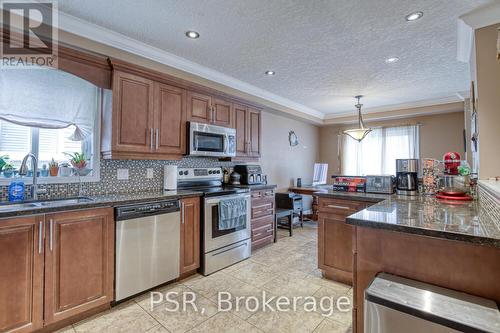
{"left": 365, "top": 175, "right": 394, "bottom": 194}
{"left": 204, "top": 192, "right": 251, "bottom": 253}
{"left": 202, "top": 239, "right": 251, "bottom": 275}
{"left": 115, "top": 202, "right": 180, "bottom": 301}
{"left": 189, "top": 122, "right": 236, "bottom": 157}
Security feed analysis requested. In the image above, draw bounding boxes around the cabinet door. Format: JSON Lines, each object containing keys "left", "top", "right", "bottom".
{"left": 248, "top": 108, "right": 261, "bottom": 157}
{"left": 318, "top": 216, "right": 353, "bottom": 274}
{"left": 154, "top": 83, "right": 187, "bottom": 155}
{"left": 0, "top": 216, "right": 44, "bottom": 333}
{"left": 234, "top": 104, "right": 248, "bottom": 157}
{"left": 112, "top": 71, "right": 155, "bottom": 153}
{"left": 187, "top": 91, "right": 212, "bottom": 124}
{"left": 212, "top": 98, "right": 233, "bottom": 127}
{"left": 180, "top": 197, "right": 200, "bottom": 275}
{"left": 44, "top": 208, "right": 114, "bottom": 324}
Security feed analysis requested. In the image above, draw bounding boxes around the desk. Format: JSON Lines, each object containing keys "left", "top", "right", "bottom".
{"left": 287, "top": 185, "right": 331, "bottom": 221}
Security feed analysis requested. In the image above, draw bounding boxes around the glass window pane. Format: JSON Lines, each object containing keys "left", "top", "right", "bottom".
{"left": 0, "top": 120, "right": 32, "bottom": 168}
{"left": 38, "top": 126, "right": 83, "bottom": 167}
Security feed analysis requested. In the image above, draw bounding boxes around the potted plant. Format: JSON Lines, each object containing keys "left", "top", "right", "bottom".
{"left": 59, "top": 162, "right": 71, "bottom": 177}
{"left": 48, "top": 159, "right": 59, "bottom": 177}
{"left": 0, "top": 155, "right": 9, "bottom": 173}
{"left": 65, "top": 152, "right": 91, "bottom": 176}
{"left": 2, "top": 163, "right": 15, "bottom": 178}
{"left": 40, "top": 164, "right": 49, "bottom": 177}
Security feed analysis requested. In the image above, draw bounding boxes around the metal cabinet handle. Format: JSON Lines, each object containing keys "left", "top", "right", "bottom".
{"left": 49, "top": 219, "right": 54, "bottom": 251}
{"left": 38, "top": 221, "right": 43, "bottom": 254}
{"left": 211, "top": 106, "right": 216, "bottom": 124}
{"left": 155, "top": 128, "right": 159, "bottom": 150}
{"left": 326, "top": 204, "right": 350, "bottom": 210}
{"left": 150, "top": 128, "right": 154, "bottom": 150}
{"left": 181, "top": 202, "right": 185, "bottom": 224}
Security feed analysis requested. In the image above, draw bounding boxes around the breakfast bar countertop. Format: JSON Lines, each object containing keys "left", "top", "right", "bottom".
{"left": 345, "top": 195, "right": 500, "bottom": 248}
{"left": 0, "top": 190, "right": 204, "bottom": 218}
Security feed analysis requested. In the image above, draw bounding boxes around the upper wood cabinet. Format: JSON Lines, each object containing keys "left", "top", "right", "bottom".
{"left": 0, "top": 216, "right": 44, "bottom": 333}
{"left": 187, "top": 92, "right": 233, "bottom": 127}
{"left": 44, "top": 208, "right": 114, "bottom": 325}
{"left": 102, "top": 70, "right": 187, "bottom": 160}
{"left": 234, "top": 104, "right": 262, "bottom": 159}
{"left": 155, "top": 83, "right": 186, "bottom": 155}
{"left": 111, "top": 71, "right": 155, "bottom": 154}
{"left": 212, "top": 97, "right": 233, "bottom": 127}
{"left": 180, "top": 197, "right": 200, "bottom": 276}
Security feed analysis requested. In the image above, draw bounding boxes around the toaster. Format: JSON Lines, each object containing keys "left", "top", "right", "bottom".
{"left": 365, "top": 175, "right": 395, "bottom": 194}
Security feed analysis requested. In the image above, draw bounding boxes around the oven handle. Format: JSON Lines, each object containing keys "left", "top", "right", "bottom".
{"left": 205, "top": 193, "right": 250, "bottom": 204}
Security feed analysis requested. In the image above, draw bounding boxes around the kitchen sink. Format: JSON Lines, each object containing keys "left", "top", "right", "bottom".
{"left": 0, "top": 197, "right": 94, "bottom": 212}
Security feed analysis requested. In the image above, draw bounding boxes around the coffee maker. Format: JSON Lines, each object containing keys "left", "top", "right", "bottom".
{"left": 396, "top": 159, "right": 419, "bottom": 196}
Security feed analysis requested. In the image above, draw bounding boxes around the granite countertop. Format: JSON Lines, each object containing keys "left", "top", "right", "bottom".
{"left": 314, "top": 190, "right": 391, "bottom": 203}
{"left": 345, "top": 195, "right": 500, "bottom": 248}
{"left": 0, "top": 190, "right": 203, "bottom": 218}
{"left": 229, "top": 184, "right": 278, "bottom": 190}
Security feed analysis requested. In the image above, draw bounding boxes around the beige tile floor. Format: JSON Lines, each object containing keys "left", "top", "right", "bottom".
{"left": 59, "top": 222, "right": 353, "bottom": 333}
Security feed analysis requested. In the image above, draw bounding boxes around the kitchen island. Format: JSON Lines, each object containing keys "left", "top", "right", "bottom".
{"left": 343, "top": 195, "right": 500, "bottom": 333}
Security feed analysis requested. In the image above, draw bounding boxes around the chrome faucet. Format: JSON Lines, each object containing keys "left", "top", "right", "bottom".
{"left": 19, "top": 153, "right": 46, "bottom": 200}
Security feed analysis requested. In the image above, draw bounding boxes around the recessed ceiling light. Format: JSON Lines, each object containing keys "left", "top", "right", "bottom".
{"left": 405, "top": 11, "right": 423, "bottom": 21}
{"left": 264, "top": 70, "right": 275, "bottom": 76}
{"left": 385, "top": 57, "right": 400, "bottom": 64}
{"left": 185, "top": 31, "right": 200, "bottom": 39}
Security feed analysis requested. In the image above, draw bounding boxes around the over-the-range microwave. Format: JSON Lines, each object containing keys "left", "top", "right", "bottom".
{"left": 188, "top": 122, "right": 236, "bottom": 158}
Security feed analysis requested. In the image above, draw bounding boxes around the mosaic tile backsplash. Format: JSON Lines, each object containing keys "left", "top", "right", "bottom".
{"left": 0, "top": 157, "right": 235, "bottom": 202}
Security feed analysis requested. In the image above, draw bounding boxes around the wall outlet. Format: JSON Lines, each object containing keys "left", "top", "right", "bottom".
{"left": 146, "top": 168, "right": 154, "bottom": 179}
{"left": 117, "top": 169, "right": 129, "bottom": 180}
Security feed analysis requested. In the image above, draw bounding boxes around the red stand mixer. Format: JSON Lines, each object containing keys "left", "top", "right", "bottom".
{"left": 443, "top": 152, "right": 461, "bottom": 175}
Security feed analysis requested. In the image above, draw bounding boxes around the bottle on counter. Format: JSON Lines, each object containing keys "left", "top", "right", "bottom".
{"left": 8, "top": 181, "right": 25, "bottom": 202}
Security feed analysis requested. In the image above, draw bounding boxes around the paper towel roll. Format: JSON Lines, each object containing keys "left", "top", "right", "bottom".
{"left": 164, "top": 165, "right": 178, "bottom": 190}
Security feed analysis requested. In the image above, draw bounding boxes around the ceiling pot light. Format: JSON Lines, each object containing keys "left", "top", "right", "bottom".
{"left": 343, "top": 95, "right": 372, "bottom": 142}
{"left": 385, "top": 57, "right": 400, "bottom": 64}
{"left": 265, "top": 70, "right": 275, "bottom": 76}
{"left": 405, "top": 11, "right": 423, "bottom": 21}
{"left": 185, "top": 31, "right": 200, "bottom": 39}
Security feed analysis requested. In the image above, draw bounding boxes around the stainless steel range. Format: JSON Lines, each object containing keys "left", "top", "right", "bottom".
{"left": 177, "top": 167, "right": 251, "bottom": 275}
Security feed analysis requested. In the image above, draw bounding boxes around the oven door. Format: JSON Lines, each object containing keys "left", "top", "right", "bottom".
{"left": 189, "top": 122, "right": 236, "bottom": 157}
{"left": 204, "top": 193, "right": 251, "bottom": 253}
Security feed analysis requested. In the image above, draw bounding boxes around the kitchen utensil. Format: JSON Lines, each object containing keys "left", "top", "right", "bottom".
{"left": 443, "top": 152, "right": 461, "bottom": 175}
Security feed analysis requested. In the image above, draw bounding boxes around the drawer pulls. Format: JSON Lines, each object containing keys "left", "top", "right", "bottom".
{"left": 326, "top": 204, "right": 351, "bottom": 210}
{"left": 38, "top": 221, "right": 43, "bottom": 254}
{"left": 253, "top": 208, "right": 273, "bottom": 215}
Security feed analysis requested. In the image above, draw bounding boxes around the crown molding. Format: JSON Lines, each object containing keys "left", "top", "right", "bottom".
{"left": 323, "top": 96, "right": 462, "bottom": 120}
{"left": 459, "top": 2, "right": 500, "bottom": 30}
{"left": 57, "top": 11, "right": 325, "bottom": 120}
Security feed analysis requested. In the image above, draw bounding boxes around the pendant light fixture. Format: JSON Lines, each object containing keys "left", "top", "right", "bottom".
{"left": 343, "top": 95, "right": 372, "bottom": 142}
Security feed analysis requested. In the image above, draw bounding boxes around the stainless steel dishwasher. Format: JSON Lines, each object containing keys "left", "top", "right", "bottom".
{"left": 115, "top": 200, "right": 180, "bottom": 301}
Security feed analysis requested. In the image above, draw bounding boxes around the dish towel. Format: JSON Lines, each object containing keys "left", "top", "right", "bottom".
{"left": 219, "top": 198, "right": 247, "bottom": 230}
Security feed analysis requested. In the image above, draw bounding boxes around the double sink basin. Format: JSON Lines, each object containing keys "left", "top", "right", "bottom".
{"left": 0, "top": 197, "right": 94, "bottom": 213}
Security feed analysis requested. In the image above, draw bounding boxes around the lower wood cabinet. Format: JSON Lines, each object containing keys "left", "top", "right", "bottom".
{"left": 317, "top": 197, "right": 369, "bottom": 285}
{"left": 0, "top": 207, "right": 114, "bottom": 333}
{"left": 0, "top": 216, "right": 44, "bottom": 333}
{"left": 44, "top": 208, "right": 115, "bottom": 325}
{"left": 180, "top": 197, "right": 200, "bottom": 276}
{"left": 250, "top": 189, "right": 275, "bottom": 250}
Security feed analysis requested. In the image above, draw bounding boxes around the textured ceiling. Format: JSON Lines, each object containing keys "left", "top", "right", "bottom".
{"left": 58, "top": 0, "right": 492, "bottom": 116}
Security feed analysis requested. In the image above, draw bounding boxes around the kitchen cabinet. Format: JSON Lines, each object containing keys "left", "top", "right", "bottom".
{"left": 234, "top": 104, "right": 262, "bottom": 159}
{"left": 317, "top": 197, "right": 368, "bottom": 285}
{"left": 250, "top": 189, "right": 275, "bottom": 250}
{"left": 0, "top": 216, "right": 44, "bottom": 333}
{"left": 0, "top": 208, "right": 114, "bottom": 332}
{"left": 180, "top": 197, "right": 200, "bottom": 276}
{"left": 187, "top": 92, "right": 233, "bottom": 127}
{"left": 155, "top": 83, "right": 187, "bottom": 155}
{"left": 103, "top": 70, "right": 187, "bottom": 160}
{"left": 44, "top": 208, "right": 114, "bottom": 325}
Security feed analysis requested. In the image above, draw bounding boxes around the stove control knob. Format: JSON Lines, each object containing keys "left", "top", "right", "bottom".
{"left": 178, "top": 171, "right": 183, "bottom": 176}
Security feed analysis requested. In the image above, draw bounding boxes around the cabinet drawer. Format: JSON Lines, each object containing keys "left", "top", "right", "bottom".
{"left": 252, "top": 202, "right": 274, "bottom": 219}
{"left": 318, "top": 198, "right": 365, "bottom": 215}
{"left": 252, "top": 234, "right": 274, "bottom": 250}
{"left": 252, "top": 223, "right": 274, "bottom": 241}
{"left": 252, "top": 215, "right": 274, "bottom": 230}
{"left": 251, "top": 189, "right": 274, "bottom": 202}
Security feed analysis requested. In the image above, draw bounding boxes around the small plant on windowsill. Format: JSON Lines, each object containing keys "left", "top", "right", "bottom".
{"left": 2, "top": 163, "right": 15, "bottom": 178}
{"left": 0, "top": 155, "right": 9, "bottom": 172}
{"left": 64, "top": 152, "right": 92, "bottom": 176}
{"left": 48, "top": 159, "right": 59, "bottom": 177}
